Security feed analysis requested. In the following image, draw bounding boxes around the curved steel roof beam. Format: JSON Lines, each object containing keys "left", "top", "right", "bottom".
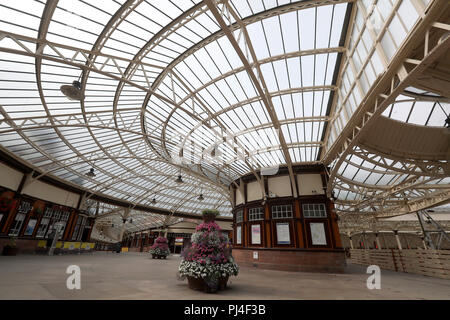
{"left": 324, "top": 1, "right": 450, "bottom": 199}
{"left": 162, "top": 84, "right": 335, "bottom": 159}
{"left": 173, "top": 48, "right": 343, "bottom": 108}
{"left": 0, "top": 30, "right": 232, "bottom": 196}
{"left": 354, "top": 144, "right": 450, "bottom": 178}
{"left": 134, "top": 1, "right": 352, "bottom": 197}
{"left": 154, "top": 69, "right": 266, "bottom": 192}
{"left": 206, "top": 0, "right": 299, "bottom": 197}
{"left": 76, "top": 1, "right": 166, "bottom": 217}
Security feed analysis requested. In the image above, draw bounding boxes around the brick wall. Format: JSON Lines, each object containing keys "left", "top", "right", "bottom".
{"left": 127, "top": 246, "right": 152, "bottom": 253}
{"left": 233, "top": 248, "right": 346, "bottom": 273}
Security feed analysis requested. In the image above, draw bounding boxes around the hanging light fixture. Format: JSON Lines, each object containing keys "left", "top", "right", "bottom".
{"left": 175, "top": 167, "right": 183, "bottom": 183}
{"left": 60, "top": 72, "right": 85, "bottom": 101}
{"left": 151, "top": 197, "right": 157, "bottom": 205}
{"left": 198, "top": 184, "right": 204, "bottom": 201}
{"left": 85, "top": 167, "right": 96, "bottom": 177}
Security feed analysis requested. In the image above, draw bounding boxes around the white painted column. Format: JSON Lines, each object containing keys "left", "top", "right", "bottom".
{"left": 375, "top": 233, "right": 382, "bottom": 250}
{"left": 421, "top": 237, "right": 428, "bottom": 250}
{"left": 394, "top": 230, "right": 402, "bottom": 250}
{"left": 119, "top": 208, "right": 131, "bottom": 242}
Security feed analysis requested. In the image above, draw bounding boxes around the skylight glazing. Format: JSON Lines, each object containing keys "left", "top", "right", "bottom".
{"left": 0, "top": 0, "right": 446, "bottom": 233}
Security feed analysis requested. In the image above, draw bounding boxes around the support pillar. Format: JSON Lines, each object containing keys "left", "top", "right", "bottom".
{"left": 394, "top": 230, "right": 402, "bottom": 250}
{"left": 119, "top": 208, "right": 131, "bottom": 242}
{"left": 421, "top": 237, "right": 427, "bottom": 250}
{"left": 375, "top": 233, "right": 381, "bottom": 250}
{"left": 362, "top": 231, "right": 367, "bottom": 249}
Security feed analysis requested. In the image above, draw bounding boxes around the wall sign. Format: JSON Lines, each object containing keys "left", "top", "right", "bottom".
{"left": 276, "top": 222, "right": 290, "bottom": 244}
{"left": 175, "top": 237, "right": 184, "bottom": 246}
{"left": 236, "top": 225, "right": 241, "bottom": 244}
{"left": 251, "top": 224, "right": 261, "bottom": 244}
{"left": 310, "top": 222, "right": 327, "bottom": 245}
{"left": 24, "top": 219, "right": 37, "bottom": 236}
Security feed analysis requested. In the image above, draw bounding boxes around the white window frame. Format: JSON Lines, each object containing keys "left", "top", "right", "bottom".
{"left": 235, "top": 210, "right": 243, "bottom": 223}
{"left": 8, "top": 213, "right": 26, "bottom": 236}
{"left": 303, "top": 203, "right": 327, "bottom": 218}
{"left": 248, "top": 207, "right": 264, "bottom": 221}
{"left": 36, "top": 217, "right": 50, "bottom": 238}
{"left": 77, "top": 217, "right": 88, "bottom": 241}
{"left": 43, "top": 206, "right": 53, "bottom": 218}
{"left": 271, "top": 204, "right": 293, "bottom": 219}
{"left": 71, "top": 216, "right": 85, "bottom": 241}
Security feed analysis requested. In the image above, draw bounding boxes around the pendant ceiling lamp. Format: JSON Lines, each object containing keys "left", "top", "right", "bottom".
{"left": 85, "top": 167, "right": 96, "bottom": 177}
{"left": 60, "top": 77, "right": 85, "bottom": 101}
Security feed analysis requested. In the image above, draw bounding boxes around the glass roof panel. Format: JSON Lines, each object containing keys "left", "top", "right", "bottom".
{"left": 2, "top": 0, "right": 441, "bottom": 232}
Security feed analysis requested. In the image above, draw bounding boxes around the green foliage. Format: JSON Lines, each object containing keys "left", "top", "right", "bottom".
{"left": 8, "top": 237, "right": 17, "bottom": 247}
{"left": 201, "top": 209, "right": 219, "bottom": 217}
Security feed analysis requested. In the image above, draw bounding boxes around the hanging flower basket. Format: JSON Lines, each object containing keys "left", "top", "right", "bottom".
{"left": 178, "top": 210, "right": 238, "bottom": 293}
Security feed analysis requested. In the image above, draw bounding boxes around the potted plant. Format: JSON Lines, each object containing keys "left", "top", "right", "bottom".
{"left": 2, "top": 237, "right": 18, "bottom": 256}
{"left": 178, "top": 210, "right": 239, "bottom": 293}
{"left": 149, "top": 236, "right": 170, "bottom": 259}
{"left": 201, "top": 209, "right": 219, "bottom": 223}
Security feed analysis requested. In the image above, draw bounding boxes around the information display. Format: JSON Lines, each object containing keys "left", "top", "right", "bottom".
{"left": 175, "top": 237, "right": 184, "bottom": 246}
{"left": 310, "top": 223, "right": 327, "bottom": 245}
{"left": 236, "top": 226, "right": 241, "bottom": 244}
{"left": 24, "top": 219, "right": 37, "bottom": 236}
{"left": 276, "top": 223, "right": 290, "bottom": 244}
{"left": 251, "top": 224, "right": 261, "bottom": 245}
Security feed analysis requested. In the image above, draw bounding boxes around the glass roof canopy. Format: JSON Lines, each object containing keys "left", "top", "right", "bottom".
{"left": 0, "top": 0, "right": 350, "bottom": 218}
{"left": 0, "top": 0, "right": 448, "bottom": 234}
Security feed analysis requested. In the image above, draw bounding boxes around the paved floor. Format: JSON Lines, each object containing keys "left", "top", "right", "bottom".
{"left": 0, "top": 252, "right": 449, "bottom": 299}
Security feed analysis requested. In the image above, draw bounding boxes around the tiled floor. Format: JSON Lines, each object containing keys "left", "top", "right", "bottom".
{"left": 0, "top": 252, "right": 448, "bottom": 299}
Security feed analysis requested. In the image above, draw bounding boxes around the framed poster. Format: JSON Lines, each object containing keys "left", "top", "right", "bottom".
{"left": 236, "top": 226, "right": 241, "bottom": 244}
{"left": 24, "top": 219, "right": 37, "bottom": 236}
{"left": 310, "top": 222, "right": 327, "bottom": 245}
{"left": 251, "top": 224, "right": 261, "bottom": 244}
{"left": 276, "top": 222, "right": 290, "bottom": 244}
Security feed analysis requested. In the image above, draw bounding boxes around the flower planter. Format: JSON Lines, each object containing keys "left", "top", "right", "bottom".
{"left": 2, "top": 246, "right": 18, "bottom": 256}
{"left": 149, "top": 236, "right": 170, "bottom": 259}
{"left": 179, "top": 210, "right": 238, "bottom": 293}
{"left": 187, "top": 275, "right": 229, "bottom": 293}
